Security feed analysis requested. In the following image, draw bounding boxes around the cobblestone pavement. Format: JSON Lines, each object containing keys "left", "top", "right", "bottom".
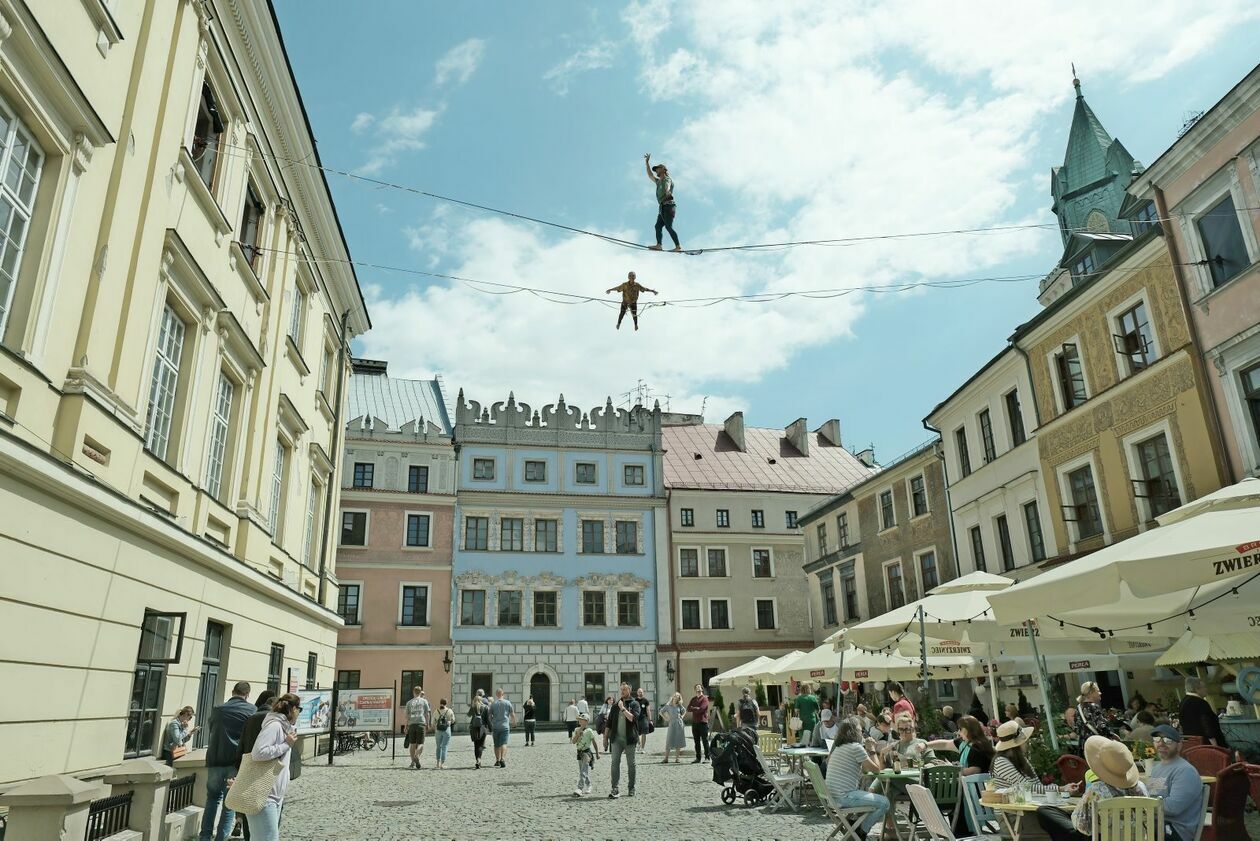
{"left": 282, "top": 729, "right": 835, "bottom": 840}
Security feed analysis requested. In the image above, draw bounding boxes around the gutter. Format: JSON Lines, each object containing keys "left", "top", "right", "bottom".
{"left": 921, "top": 420, "right": 960, "bottom": 579}
{"left": 317, "top": 309, "right": 350, "bottom": 604}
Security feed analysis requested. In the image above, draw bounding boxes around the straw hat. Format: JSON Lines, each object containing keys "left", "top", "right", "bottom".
{"left": 1084, "top": 735, "right": 1138, "bottom": 789}
{"left": 993, "top": 720, "right": 1033, "bottom": 752}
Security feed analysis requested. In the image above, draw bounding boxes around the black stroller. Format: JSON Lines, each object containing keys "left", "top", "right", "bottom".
{"left": 710, "top": 727, "right": 774, "bottom": 806}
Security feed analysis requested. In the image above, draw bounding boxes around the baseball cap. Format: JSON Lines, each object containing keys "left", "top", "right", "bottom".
{"left": 577, "top": 712, "right": 590, "bottom": 721}
{"left": 1151, "top": 724, "right": 1181, "bottom": 742}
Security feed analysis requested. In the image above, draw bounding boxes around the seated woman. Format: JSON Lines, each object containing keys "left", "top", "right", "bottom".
{"left": 924, "top": 714, "right": 993, "bottom": 776}
{"left": 869, "top": 713, "right": 936, "bottom": 800}
{"left": 1035, "top": 736, "right": 1147, "bottom": 841}
{"left": 991, "top": 720, "right": 1040, "bottom": 787}
{"left": 827, "top": 721, "right": 888, "bottom": 841}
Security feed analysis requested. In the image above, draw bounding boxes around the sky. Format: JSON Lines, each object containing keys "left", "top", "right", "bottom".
{"left": 273, "top": 1, "right": 1260, "bottom": 459}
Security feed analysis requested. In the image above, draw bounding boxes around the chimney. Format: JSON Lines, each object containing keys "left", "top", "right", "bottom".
{"left": 723, "top": 411, "right": 746, "bottom": 452}
{"left": 856, "top": 446, "right": 877, "bottom": 468}
{"left": 785, "top": 418, "right": 809, "bottom": 456}
{"left": 815, "top": 419, "right": 841, "bottom": 447}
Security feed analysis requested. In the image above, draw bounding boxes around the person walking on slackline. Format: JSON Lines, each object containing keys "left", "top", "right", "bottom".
{"left": 644, "top": 153, "right": 681, "bottom": 252}
{"left": 606, "top": 271, "right": 657, "bottom": 331}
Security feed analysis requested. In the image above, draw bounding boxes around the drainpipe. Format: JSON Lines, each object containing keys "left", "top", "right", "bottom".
{"left": 1153, "top": 187, "right": 1235, "bottom": 486}
{"left": 921, "top": 420, "right": 959, "bottom": 579}
{"left": 665, "top": 489, "right": 681, "bottom": 694}
{"left": 316, "top": 309, "right": 351, "bottom": 605}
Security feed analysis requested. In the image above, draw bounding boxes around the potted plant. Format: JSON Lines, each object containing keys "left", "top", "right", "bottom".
{"left": 1132, "top": 740, "right": 1157, "bottom": 773}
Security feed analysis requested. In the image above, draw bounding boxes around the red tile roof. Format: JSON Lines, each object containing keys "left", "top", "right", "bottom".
{"left": 663, "top": 424, "right": 874, "bottom": 494}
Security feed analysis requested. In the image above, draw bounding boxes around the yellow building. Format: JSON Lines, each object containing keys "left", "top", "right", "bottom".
{"left": 0, "top": 0, "right": 369, "bottom": 786}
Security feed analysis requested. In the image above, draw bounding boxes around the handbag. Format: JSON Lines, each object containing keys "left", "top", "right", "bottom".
{"left": 224, "top": 753, "right": 283, "bottom": 816}
{"left": 170, "top": 744, "right": 188, "bottom": 761}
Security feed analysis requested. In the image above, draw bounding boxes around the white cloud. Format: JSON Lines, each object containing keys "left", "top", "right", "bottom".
{"left": 435, "top": 38, "right": 487, "bottom": 87}
{"left": 350, "top": 112, "right": 374, "bottom": 134}
{"left": 357, "top": 105, "right": 443, "bottom": 176}
{"left": 543, "top": 42, "right": 616, "bottom": 95}
{"left": 361, "top": 1, "right": 1250, "bottom": 420}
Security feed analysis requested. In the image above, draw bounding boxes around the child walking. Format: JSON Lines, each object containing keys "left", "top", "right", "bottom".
{"left": 571, "top": 713, "right": 600, "bottom": 796}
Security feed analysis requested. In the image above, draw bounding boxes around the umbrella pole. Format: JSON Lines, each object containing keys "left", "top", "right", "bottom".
{"left": 919, "top": 605, "right": 929, "bottom": 696}
{"left": 1025, "top": 619, "right": 1059, "bottom": 752}
{"left": 986, "top": 642, "right": 1000, "bottom": 725}
{"left": 839, "top": 647, "right": 846, "bottom": 705}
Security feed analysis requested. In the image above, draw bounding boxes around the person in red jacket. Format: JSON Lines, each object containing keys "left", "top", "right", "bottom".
{"left": 888, "top": 681, "right": 916, "bottom": 722}
{"left": 686, "top": 683, "right": 710, "bottom": 763}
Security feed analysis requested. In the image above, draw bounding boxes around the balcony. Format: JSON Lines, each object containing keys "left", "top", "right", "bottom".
{"left": 804, "top": 541, "right": 862, "bottom": 574}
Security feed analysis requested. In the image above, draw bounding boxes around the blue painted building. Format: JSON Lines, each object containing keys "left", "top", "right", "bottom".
{"left": 450, "top": 393, "right": 666, "bottom": 721}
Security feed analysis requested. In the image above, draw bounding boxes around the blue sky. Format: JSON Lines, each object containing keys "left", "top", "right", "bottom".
{"left": 274, "top": 1, "right": 1260, "bottom": 459}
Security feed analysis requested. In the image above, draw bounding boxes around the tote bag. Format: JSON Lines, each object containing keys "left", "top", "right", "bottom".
{"left": 224, "top": 753, "right": 283, "bottom": 816}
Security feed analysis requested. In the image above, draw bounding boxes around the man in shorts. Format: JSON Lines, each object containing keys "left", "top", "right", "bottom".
{"left": 606, "top": 271, "right": 657, "bottom": 331}
{"left": 405, "top": 686, "right": 430, "bottom": 769}
{"left": 489, "top": 688, "right": 516, "bottom": 768}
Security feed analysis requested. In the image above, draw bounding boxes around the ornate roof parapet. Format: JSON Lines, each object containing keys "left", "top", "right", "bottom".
{"left": 454, "top": 390, "right": 663, "bottom": 450}
{"left": 345, "top": 413, "right": 450, "bottom": 444}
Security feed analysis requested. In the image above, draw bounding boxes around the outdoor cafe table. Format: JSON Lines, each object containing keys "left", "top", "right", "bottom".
{"left": 866, "top": 768, "right": 922, "bottom": 841}
{"left": 776, "top": 746, "right": 829, "bottom": 808}
{"left": 991, "top": 796, "right": 1079, "bottom": 841}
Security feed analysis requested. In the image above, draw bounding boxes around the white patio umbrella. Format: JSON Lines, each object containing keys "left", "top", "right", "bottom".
{"left": 1156, "top": 476, "right": 1260, "bottom": 526}
{"left": 773, "top": 641, "right": 982, "bottom": 684}
{"left": 707, "top": 655, "right": 774, "bottom": 689}
{"left": 1155, "top": 630, "right": 1260, "bottom": 670}
{"left": 746, "top": 650, "right": 809, "bottom": 684}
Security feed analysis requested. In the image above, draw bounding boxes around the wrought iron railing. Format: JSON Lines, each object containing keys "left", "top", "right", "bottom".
{"left": 165, "top": 775, "right": 196, "bottom": 814}
{"left": 85, "top": 791, "right": 132, "bottom": 840}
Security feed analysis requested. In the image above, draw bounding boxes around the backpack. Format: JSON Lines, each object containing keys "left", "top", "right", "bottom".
{"left": 436, "top": 711, "right": 450, "bottom": 731}
{"left": 738, "top": 697, "right": 757, "bottom": 723}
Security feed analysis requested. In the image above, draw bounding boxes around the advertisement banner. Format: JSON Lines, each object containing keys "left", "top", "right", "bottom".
{"left": 335, "top": 689, "right": 394, "bottom": 731}
{"left": 296, "top": 689, "right": 333, "bottom": 735}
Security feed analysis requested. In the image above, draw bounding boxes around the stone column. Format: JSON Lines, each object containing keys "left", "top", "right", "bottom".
{"left": 0, "top": 774, "right": 106, "bottom": 841}
{"left": 172, "top": 748, "right": 210, "bottom": 807}
{"left": 101, "top": 757, "right": 172, "bottom": 840}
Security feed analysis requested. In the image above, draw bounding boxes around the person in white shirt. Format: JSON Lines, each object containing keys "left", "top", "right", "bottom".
{"left": 576, "top": 696, "right": 590, "bottom": 719}
{"left": 564, "top": 699, "right": 580, "bottom": 738}
{"left": 405, "top": 686, "right": 431, "bottom": 770}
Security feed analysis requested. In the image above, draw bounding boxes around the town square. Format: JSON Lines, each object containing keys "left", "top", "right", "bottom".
{"left": 1, "top": 1, "right": 1260, "bottom": 840}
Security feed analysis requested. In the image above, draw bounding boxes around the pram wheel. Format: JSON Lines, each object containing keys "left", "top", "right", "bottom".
{"left": 743, "top": 791, "right": 761, "bottom": 806}
{"left": 721, "top": 787, "right": 737, "bottom": 805}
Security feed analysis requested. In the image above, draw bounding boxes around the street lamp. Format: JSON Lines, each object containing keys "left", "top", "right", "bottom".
{"left": 442, "top": 651, "right": 452, "bottom": 673}
{"left": 665, "top": 659, "right": 675, "bottom": 682}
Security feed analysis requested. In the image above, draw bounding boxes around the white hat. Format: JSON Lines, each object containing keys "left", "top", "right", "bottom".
{"left": 821, "top": 709, "right": 834, "bottom": 722}
{"left": 993, "top": 720, "right": 1033, "bottom": 752}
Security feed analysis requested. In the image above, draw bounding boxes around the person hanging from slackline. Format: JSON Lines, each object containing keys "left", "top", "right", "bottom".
{"left": 644, "top": 153, "right": 681, "bottom": 252}
{"left": 606, "top": 271, "right": 657, "bottom": 331}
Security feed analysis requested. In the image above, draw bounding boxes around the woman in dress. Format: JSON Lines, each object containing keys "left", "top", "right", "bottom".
{"left": 1074, "top": 681, "right": 1122, "bottom": 755}
{"left": 659, "top": 692, "right": 687, "bottom": 763}
{"left": 161, "top": 705, "right": 199, "bottom": 765}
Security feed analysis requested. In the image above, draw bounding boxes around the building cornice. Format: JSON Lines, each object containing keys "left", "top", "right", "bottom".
{"left": 456, "top": 490, "right": 664, "bottom": 508}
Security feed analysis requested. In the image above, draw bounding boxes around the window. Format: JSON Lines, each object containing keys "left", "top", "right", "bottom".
{"left": 1071, "top": 252, "right": 1096, "bottom": 282}
{"left": 716, "top": 509, "right": 730, "bottom": 528}
{"left": 534, "top": 518, "right": 558, "bottom": 552}
{"left": 583, "top": 591, "right": 606, "bottom": 626}
{"left": 190, "top": 83, "right": 223, "bottom": 189}
{"left": 969, "top": 525, "right": 987, "bottom": 572}
{"left": 464, "top": 516, "right": 489, "bottom": 550}
{"left": 288, "top": 285, "right": 305, "bottom": 345}
{"left": 500, "top": 517, "right": 524, "bottom": 551}
{"left": 821, "top": 575, "right": 838, "bottom": 626}
{"left": 842, "top": 571, "right": 859, "bottom": 621}
{"left": 267, "top": 644, "right": 284, "bottom": 694}
{"left": 337, "top": 584, "right": 360, "bottom": 624}
{"left": 996, "top": 515, "right": 1015, "bottom": 571}
{"left": 400, "top": 585, "right": 428, "bottom": 626}
{"left": 302, "top": 482, "right": 320, "bottom": 567}
{"left": 621, "top": 672, "right": 641, "bottom": 692}
{"left": 680, "top": 508, "right": 694, "bottom": 527}
{"left": 837, "top": 513, "right": 850, "bottom": 548}
{"left": 340, "top": 511, "right": 367, "bottom": 546}
{"left": 1197, "top": 193, "right": 1251, "bottom": 286}
{"left": 615, "top": 521, "right": 637, "bottom": 553}
{"left": 709, "top": 599, "right": 731, "bottom": 630}
{"left": 472, "top": 458, "right": 495, "bottom": 480}
{"left": 408, "top": 465, "right": 429, "bottom": 493}
{"left": 575, "top": 462, "right": 597, "bottom": 484}
{"left": 1115, "top": 301, "right": 1155, "bottom": 375}
{"left": 1055, "top": 344, "right": 1088, "bottom": 410}
{"left": 955, "top": 427, "right": 972, "bottom": 478}
{"left": 205, "top": 372, "right": 234, "bottom": 500}
{"left": 460, "top": 590, "right": 486, "bottom": 625}
{"left": 885, "top": 562, "right": 905, "bottom": 609}
{"left": 524, "top": 460, "right": 546, "bottom": 483}
{"left": 534, "top": 591, "right": 558, "bottom": 627}
{"left": 1130, "top": 200, "right": 1159, "bottom": 235}
{"left": 617, "top": 592, "right": 640, "bottom": 627}
{"left": 817, "top": 522, "right": 829, "bottom": 554}
{"left": 879, "top": 490, "right": 895, "bottom": 530}
{"left": 584, "top": 673, "right": 605, "bottom": 706}
{"left": 680, "top": 599, "right": 701, "bottom": 630}
{"left": 979, "top": 409, "right": 996, "bottom": 463}
{"left": 399, "top": 671, "right": 424, "bottom": 705}
{"left": 405, "top": 514, "right": 431, "bottom": 547}
{"left": 700, "top": 668, "right": 718, "bottom": 696}
{"left": 679, "top": 548, "right": 699, "bottom": 577}
{"left": 919, "top": 551, "right": 939, "bottom": 591}
{"left": 0, "top": 100, "right": 44, "bottom": 337}
{"left": 1243, "top": 362, "right": 1260, "bottom": 453}
{"left": 144, "top": 305, "right": 186, "bottom": 460}
{"left": 623, "top": 464, "right": 645, "bottom": 486}
{"left": 580, "top": 520, "right": 605, "bottom": 553}
{"left": 335, "top": 670, "right": 360, "bottom": 690}
{"left": 755, "top": 599, "right": 776, "bottom": 630}
{"left": 125, "top": 611, "right": 187, "bottom": 758}
{"left": 909, "top": 476, "right": 928, "bottom": 517}
{"left": 497, "top": 590, "right": 522, "bottom": 626}
{"left": 239, "top": 182, "right": 265, "bottom": 271}
{"left": 1134, "top": 433, "right": 1181, "bottom": 518}
{"left": 1067, "top": 465, "right": 1103, "bottom": 539}
{"left": 1023, "top": 502, "right": 1046, "bottom": 563}
{"left": 1005, "top": 390, "right": 1026, "bottom": 447}
{"left": 785, "top": 511, "right": 798, "bottom": 528}
{"left": 751, "top": 509, "right": 765, "bottom": 528}
{"left": 352, "top": 462, "right": 374, "bottom": 488}
{"left": 752, "top": 549, "right": 772, "bottom": 578}
{"left": 707, "top": 548, "right": 728, "bottom": 577}
{"left": 268, "top": 438, "right": 288, "bottom": 535}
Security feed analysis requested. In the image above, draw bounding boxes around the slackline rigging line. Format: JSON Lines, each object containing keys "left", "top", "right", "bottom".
{"left": 205, "top": 138, "right": 1260, "bottom": 256}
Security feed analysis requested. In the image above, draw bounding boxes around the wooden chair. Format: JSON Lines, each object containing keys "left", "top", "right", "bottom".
{"left": 1192, "top": 782, "right": 1210, "bottom": 841}
{"left": 907, "top": 783, "right": 987, "bottom": 841}
{"left": 757, "top": 731, "right": 783, "bottom": 770}
{"left": 958, "top": 773, "right": 1000, "bottom": 838}
{"left": 1058, "top": 754, "right": 1088, "bottom": 787}
{"left": 804, "top": 760, "right": 878, "bottom": 841}
{"left": 919, "top": 763, "right": 961, "bottom": 825}
{"left": 753, "top": 744, "right": 803, "bottom": 813}
{"left": 1092, "top": 796, "right": 1163, "bottom": 841}
{"left": 1201, "top": 762, "right": 1253, "bottom": 841}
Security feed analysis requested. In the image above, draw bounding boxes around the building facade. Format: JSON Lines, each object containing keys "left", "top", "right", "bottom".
{"left": 334, "top": 360, "right": 456, "bottom": 726}
{"left": 1127, "top": 64, "right": 1260, "bottom": 481}
{"left": 0, "top": 0, "right": 369, "bottom": 786}
{"left": 661, "top": 414, "right": 872, "bottom": 700}
{"left": 450, "top": 394, "right": 667, "bottom": 720}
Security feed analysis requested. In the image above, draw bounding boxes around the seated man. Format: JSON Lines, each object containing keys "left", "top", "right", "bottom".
{"left": 1146, "top": 725, "right": 1205, "bottom": 841}
{"left": 866, "top": 712, "right": 893, "bottom": 744}
{"left": 1035, "top": 736, "right": 1147, "bottom": 841}
{"left": 940, "top": 704, "right": 959, "bottom": 733}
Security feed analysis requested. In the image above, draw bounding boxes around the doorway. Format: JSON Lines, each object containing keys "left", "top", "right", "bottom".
{"left": 194, "top": 622, "right": 226, "bottom": 749}
{"left": 1094, "top": 671, "right": 1124, "bottom": 710}
{"left": 471, "top": 672, "right": 493, "bottom": 701}
{"left": 530, "top": 673, "right": 551, "bottom": 721}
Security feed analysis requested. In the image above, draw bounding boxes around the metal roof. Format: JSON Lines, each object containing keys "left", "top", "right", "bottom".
{"left": 663, "top": 424, "right": 874, "bottom": 494}
{"left": 347, "top": 366, "right": 452, "bottom": 435}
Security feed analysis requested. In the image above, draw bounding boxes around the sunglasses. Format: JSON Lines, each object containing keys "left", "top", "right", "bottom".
{"left": 1152, "top": 735, "right": 1176, "bottom": 745}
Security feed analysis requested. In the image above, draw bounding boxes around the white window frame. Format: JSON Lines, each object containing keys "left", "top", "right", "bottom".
{"left": 268, "top": 436, "right": 288, "bottom": 537}
{"left": 1175, "top": 165, "right": 1260, "bottom": 298}
{"left": 144, "top": 304, "right": 188, "bottom": 460}
{"left": 913, "top": 546, "right": 940, "bottom": 595}
{"left": 578, "top": 518, "right": 606, "bottom": 554}
{"left": 878, "top": 487, "right": 897, "bottom": 532}
{"left": 615, "top": 590, "right": 643, "bottom": 628}
{"left": 0, "top": 97, "right": 45, "bottom": 340}
{"left": 1106, "top": 289, "right": 1162, "bottom": 380}
{"left": 339, "top": 508, "right": 370, "bottom": 548}
{"left": 530, "top": 588, "right": 560, "bottom": 629}
{"left": 288, "top": 283, "right": 306, "bottom": 345}
{"left": 679, "top": 597, "right": 702, "bottom": 631}
{"left": 750, "top": 547, "right": 775, "bottom": 579}
{"left": 458, "top": 588, "right": 487, "bottom": 627}
{"left": 1056, "top": 452, "right": 1109, "bottom": 548}
{"left": 496, "top": 588, "right": 525, "bottom": 628}
{"left": 403, "top": 510, "right": 434, "bottom": 549}
{"left": 906, "top": 473, "right": 930, "bottom": 518}
{"left": 1046, "top": 336, "right": 1091, "bottom": 415}
{"left": 204, "top": 370, "right": 234, "bottom": 500}
{"left": 882, "top": 558, "right": 906, "bottom": 609}
{"left": 337, "top": 580, "right": 363, "bottom": 625}
{"left": 397, "top": 582, "right": 431, "bottom": 628}
{"left": 753, "top": 596, "right": 778, "bottom": 631}
{"left": 302, "top": 481, "right": 321, "bottom": 567}
{"left": 1213, "top": 328, "right": 1260, "bottom": 474}
{"left": 1120, "top": 419, "right": 1187, "bottom": 530}
{"left": 706, "top": 597, "right": 733, "bottom": 630}
{"left": 580, "top": 589, "right": 608, "bottom": 627}
{"left": 704, "top": 546, "right": 730, "bottom": 578}
{"left": 677, "top": 545, "right": 701, "bottom": 578}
